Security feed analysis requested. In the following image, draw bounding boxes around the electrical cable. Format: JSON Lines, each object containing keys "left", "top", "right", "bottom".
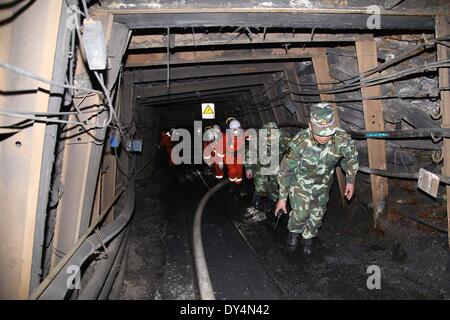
{"left": 0, "top": 61, "right": 102, "bottom": 94}
{"left": 0, "top": 110, "right": 88, "bottom": 126}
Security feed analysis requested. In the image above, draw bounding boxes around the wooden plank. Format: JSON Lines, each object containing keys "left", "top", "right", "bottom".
{"left": 355, "top": 36, "right": 389, "bottom": 226}
{"left": 311, "top": 49, "right": 349, "bottom": 215}
{"left": 264, "top": 80, "right": 285, "bottom": 124}
{"left": 126, "top": 47, "right": 316, "bottom": 67}
{"left": 51, "top": 13, "right": 113, "bottom": 268}
{"left": 436, "top": 15, "right": 450, "bottom": 247}
{"left": 282, "top": 62, "right": 308, "bottom": 125}
{"left": 251, "top": 87, "right": 270, "bottom": 124}
{"left": 129, "top": 32, "right": 357, "bottom": 50}
{"left": 0, "top": 0, "right": 63, "bottom": 299}
{"left": 136, "top": 74, "right": 275, "bottom": 98}
{"left": 134, "top": 63, "right": 286, "bottom": 83}
{"left": 111, "top": 12, "right": 436, "bottom": 31}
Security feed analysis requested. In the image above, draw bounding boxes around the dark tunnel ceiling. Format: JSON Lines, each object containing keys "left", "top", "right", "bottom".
{"left": 97, "top": 0, "right": 444, "bottom": 128}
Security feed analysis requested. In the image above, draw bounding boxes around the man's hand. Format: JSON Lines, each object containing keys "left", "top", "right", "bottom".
{"left": 275, "top": 200, "right": 287, "bottom": 216}
{"left": 344, "top": 183, "right": 355, "bottom": 201}
{"left": 246, "top": 169, "right": 253, "bottom": 179}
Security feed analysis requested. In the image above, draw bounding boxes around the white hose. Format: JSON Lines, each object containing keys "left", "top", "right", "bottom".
{"left": 192, "top": 179, "right": 228, "bottom": 300}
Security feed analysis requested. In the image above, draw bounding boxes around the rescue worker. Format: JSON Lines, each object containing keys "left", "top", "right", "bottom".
{"left": 275, "top": 103, "right": 359, "bottom": 255}
{"left": 220, "top": 118, "right": 245, "bottom": 184}
{"left": 203, "top": 126, "right": 224, "bottom": 179}
{"left": 160, "top": 128, "right": 175, "bottom": 166}
{"left": 245, "top": 122, "right": 292, "bottom": 222}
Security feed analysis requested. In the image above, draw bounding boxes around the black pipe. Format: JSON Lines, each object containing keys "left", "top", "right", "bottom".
{"left": 348, "top": 128, "right": 450, "bottom": 140}
{"left": 277, "top": 123, "right": 450, "bottom": 141}
{"left": 97, "top": 228, "right": 130, "bottom": 300}
{"left": 77, "top": 225, "right": 129, "bottom": 300}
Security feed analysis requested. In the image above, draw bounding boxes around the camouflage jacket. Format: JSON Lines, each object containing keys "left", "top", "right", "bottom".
{"left": 278, "top": 128, "right": 359, "bottom": 200}
{"left": 245, "top": 128, "right": 292, "bottom": 174}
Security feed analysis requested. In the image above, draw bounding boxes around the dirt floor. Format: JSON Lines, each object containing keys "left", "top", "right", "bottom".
{"left": 119, "top": 157, "right": 450, "bottom": 300}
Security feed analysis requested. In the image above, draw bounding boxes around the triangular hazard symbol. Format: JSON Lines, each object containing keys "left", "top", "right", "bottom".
{"left": 203, "top": 105, "right": 214, "bottom": 114}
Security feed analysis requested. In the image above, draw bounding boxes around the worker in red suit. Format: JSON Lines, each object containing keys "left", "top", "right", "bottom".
{"left": 160, "top": 128, "right": 175, "bottom": 166}
{"left": 220, "top": 118, "right": 245, "bottom": 184}
{"left": 203, "top": 126, "right": 224, "bottom": 179}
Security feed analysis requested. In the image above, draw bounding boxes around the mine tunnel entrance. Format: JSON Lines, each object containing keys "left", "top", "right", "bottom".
{"left": 1, "top": 0, "right": 450, "bottom": 300}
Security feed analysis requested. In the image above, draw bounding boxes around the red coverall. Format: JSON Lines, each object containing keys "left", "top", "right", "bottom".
{"left": 219, "top": 131, "right": 244, "bottom": 184}
{"left": 160, "top": 131, "right": 174, "bottom": 166}
{"left": 203, "top": 141, "right": 224, "bottom": 179}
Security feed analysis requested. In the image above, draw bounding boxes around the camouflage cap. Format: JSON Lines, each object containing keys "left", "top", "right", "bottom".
{"left": 262, "top": 122, "right": 278, "bottom": 130}
{"left": 309, "top": 103, "right": 337, "bottom": 136}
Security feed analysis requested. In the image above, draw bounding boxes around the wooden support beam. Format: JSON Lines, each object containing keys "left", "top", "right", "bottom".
{"left": 264, "top": 79, "right": 285, "bottom": 124}
{"left": 436, "top": 15, "right": 450, "bottom": 247}
{"left": 51, "top": 13, "right": 113, "bottom": 268}
{"left": 355, "top": 36, "right": 389, "bottom": 226}
{"left": 134, "top": 63, "right": 286, "bottom": 83}
{"left": 116, "top": 72, "right": 135, "bottom": 217}
{"left": 0, "top": 0, "right": 63, "bottom": 299}
{"left": 126, "top": 47, "right": 315, "bottom": 67}
{"left": 251, "top": 88, "right": 267, "bottom": 123}
{"left": 129, "top": 32, "right": 357, "bottom": 50}
{"left": 252, "top": 87, "right": 274, "bottom": 123}
{"left": 282, "top": 62, "right": 308, "bottom": 126}
{"left": 311, "top": 49, "right": 349, "bottom": 215}
{"left": 136, "top": 74, "right": 275, "bottom": 99}
{"left": 140, "top": 86, "right": 258, "bottom": 105}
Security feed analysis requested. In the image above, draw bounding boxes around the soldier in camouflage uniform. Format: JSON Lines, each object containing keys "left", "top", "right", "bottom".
{"left": 245, "top": 122, "right": 292, "bottom": 222}
{"left": 275, "top": 103, "right": 359, "bottom": 255}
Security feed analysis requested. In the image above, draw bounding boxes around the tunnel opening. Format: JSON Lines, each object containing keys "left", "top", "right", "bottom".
{"left": 1, "top": 0, "right": 450, "bottom": 301}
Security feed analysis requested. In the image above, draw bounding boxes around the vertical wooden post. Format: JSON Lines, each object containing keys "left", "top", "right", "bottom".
{"left": 283, "top": 62, "right": 308, "bottom": 126}
{"left": 311, "top": 49, "right": 349, "bottom": 213}
{"left": 0, "top": 1, "right": 63, "bottom": 299}
{"left": 251, "top": 87, "right": 270, "bottom": 123}
{"left": 264, "top": 80, "right": 285, "bottom": 124}
{"left": 51, "top": 13, "right": 113, "bottom": 267}
{"left": 436, "top": 15, "right": 450, "bottom": 247}
{"left": 355, "top": 35, "right": 389, "bottom": 226}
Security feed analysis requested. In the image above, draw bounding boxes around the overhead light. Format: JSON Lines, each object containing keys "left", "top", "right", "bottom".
{"left": 82, "top": 18, "right": 107, "bottom": 70}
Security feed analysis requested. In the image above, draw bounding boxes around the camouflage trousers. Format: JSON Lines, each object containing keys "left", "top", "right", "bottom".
{"left": 287, "top": 184, "right": 331, "bottom": 239}
{"left": 253, "top": 172, "right": 279, "bottom": 201}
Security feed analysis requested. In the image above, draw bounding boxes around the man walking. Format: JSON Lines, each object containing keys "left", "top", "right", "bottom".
{"left": 275, "top": 103, "right": 359, "bottom": 255}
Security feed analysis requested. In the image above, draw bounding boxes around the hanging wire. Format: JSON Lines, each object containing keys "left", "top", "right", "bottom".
{"left": 0, "top": 61, "right": 101, "bottom": 94}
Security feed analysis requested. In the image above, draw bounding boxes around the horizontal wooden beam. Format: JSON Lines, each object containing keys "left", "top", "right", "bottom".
{"left": 129, "top": 32, "right": 356, "bottom": 50}
{"left": 111, "top": 12, "right": 435, "bottom": 30}
{"left": 136, "top": 73, "right": 276, "bottom": 98}
{"left": 126, "top": 47, "right": 316, "bottom": 67}
{"left": 139, "top": 86, "right": 259, "bottom": 105}
{"left": 134, "top": 63, "right": 286, "bottom": 83}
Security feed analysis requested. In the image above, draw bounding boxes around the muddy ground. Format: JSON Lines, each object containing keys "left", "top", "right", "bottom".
{"left": 119, "top": 157, "right": 450, "bottom": 300}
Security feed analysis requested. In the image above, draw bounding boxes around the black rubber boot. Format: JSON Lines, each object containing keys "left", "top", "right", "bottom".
{"left": 252, "top": 193, "right": 262, "bottom": 210}
{"left": 287, "top": 232, "right": 300, "bottom": 253}
{"left": 303, "top": 238, "right": 312, "bottom": 256}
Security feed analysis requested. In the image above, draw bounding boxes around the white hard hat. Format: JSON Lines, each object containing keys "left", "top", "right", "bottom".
{"left": 228, "top": 119, "right": 241, "bottom": 130}
{"left": 213, "top": 124, "right": 221, "bottom": 131}
{"left": 204, "top": 129, "right": 215, "bottom": 141}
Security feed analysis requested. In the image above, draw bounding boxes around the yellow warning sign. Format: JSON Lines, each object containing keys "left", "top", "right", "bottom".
{"left": 203, "top": 105, "right": 214, "bottom": 114}
{"left": 201, "top": 103, "right": 215, "bottom": 119}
